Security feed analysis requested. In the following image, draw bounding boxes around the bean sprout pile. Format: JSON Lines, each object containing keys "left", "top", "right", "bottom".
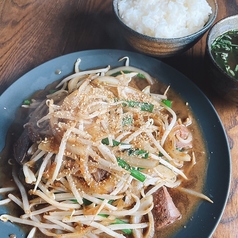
{"left": 0, "top": 57, "right": 211, "bottom": 238}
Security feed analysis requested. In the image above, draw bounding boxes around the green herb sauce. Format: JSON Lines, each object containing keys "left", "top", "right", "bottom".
{"left": 211, "top": 29, "right": 238, "bottom": 80}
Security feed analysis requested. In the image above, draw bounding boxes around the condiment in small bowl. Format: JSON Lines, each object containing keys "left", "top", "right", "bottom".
{"left": 113, "top": 0, "right": 218, "bottom": 58}
{"left": 205, "top": 14, "right": 238, "bottom": 104}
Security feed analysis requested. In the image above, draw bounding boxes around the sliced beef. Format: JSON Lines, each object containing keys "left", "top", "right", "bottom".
{"left": 92, "top": 168, "right": 110, "bottom": 182}
{"left": 13, "top": 122, "right": 43, "bottom": 164}
{"left": 13, "top": 81, "right": 65, "bottom": 165}
{"left": 13, "top": 100, "right": 49, "bottom": 164}
{"left": 152, "top": 186, "right": 181, "bottom": 230}
{"left": 13, "top": 129, "right": 31, "bottom": 164}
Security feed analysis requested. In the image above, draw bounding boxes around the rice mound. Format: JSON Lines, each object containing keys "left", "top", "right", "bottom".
{"left": 118, "top": 0, "right": 212, "bottom": 38}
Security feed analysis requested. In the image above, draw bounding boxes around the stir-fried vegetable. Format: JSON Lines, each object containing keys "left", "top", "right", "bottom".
{"left": 0, "top": 57, "right": 211, "bottom": 238}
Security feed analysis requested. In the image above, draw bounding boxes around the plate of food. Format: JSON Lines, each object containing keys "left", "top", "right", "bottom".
{"left": 0, "top": 49, "right": 231, "bottom": 238}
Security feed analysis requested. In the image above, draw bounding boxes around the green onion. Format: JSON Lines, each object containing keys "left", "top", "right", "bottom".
{"left": 73, "top": 198, "right": 113, "bottom": 206}
{"left": 71, "top": 198, "right": 92, "bottom": 205}
{"left": 49, "top": 89, "right": 58, "bottom": 94}
{"left": 117, "top": 157, "right": 146, "bottom": 182}
{"left": 159, "top": 152, "right": 164, "bottom": 157}
{"left": 110, "top": 70, "right": 132, "bottom": 77}
{"left": 98, "top": 214, "right": 108, "bottom": 218}
{"left": 82, "top": 198, "right": 93, "bottom": 206}
{"left": 129, "top": 169, "right": 146, "bottom": 182}
{"left": 123, "top": 100, "right": 154, "bottom": 112}
{"left": 140, "top": 102, "right": 154, "bottom": 112}
{"left": 108, "top": 199, "right": 114, "bottom": 205}
{"left": 71, "top": 199, "right": 77, "bottom": 203}
{"left": 128, "top": 149, "right": 149, "bottom": 158}
{"left": 110, "top": 70, "right": 145, "bottom": 80}
{"left": 111, "top": 218, "right": 132, "bottom": 235}
{"left": 122, "top": 116, "right": 133, "bottom": 126}
{"left": 101, "top": 138, "right": 120, "bottom": 146}
{"left": 117, "top": 157, "right": 130, "bottom": 170}
{"left": 22, "top": 99, "right": 31, "bottom": 105}
{"left": 137, "top": 73, "right": 146, "bottom": 79}
{"left": 98, "top": 214, "right": 132, "bottom": 235}
{"left": 162, "top": 99, "right": 172, "bottom": 108}
{"left": 98, "top": 198, "right": 115, "bottom": 204}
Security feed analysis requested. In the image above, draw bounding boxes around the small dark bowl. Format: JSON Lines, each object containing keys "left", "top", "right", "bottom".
{"left": 113, "top": 0, "right": 218, "bottom": 58}
{"left": 205, "top": 14, "right": 238, "bottom": 104}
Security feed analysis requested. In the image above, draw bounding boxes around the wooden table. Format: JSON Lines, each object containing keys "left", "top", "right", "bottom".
{"left": 0, "top": 0, "right": 237, "bottom": 237}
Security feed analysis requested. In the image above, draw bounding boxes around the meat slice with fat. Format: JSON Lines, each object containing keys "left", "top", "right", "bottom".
{"left": 152, "top": 186, "right": 181, "bottom": 230}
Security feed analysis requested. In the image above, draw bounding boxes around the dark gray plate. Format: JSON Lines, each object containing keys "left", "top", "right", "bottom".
{"left": 0, "top": 49, "right": 231, "bottom": 238}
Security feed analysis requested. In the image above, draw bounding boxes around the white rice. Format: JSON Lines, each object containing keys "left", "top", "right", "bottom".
{"left": 118, "top": 0, "right": 212, "bottom": 38}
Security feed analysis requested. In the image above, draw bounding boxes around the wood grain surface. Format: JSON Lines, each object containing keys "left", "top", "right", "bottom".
{"left": 0, "top": 0, "right": 237, "bottom": 237}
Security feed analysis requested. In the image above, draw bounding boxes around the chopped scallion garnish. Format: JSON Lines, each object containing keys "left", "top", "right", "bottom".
{"left": 162, "top": 99, "right": 172, "bottom": 108}
{"left": 110, "top": 70, "right": 131, "bottom": 77}
{"left": 110, "top": 70, "right": 145, "bottom": 80}
{"left": 123, "top": 100, "right": 154, "bottom": 112}
{"left": 101, "top": 138, "right": 120, "bottom": 146}
{"left": 111, "top": 218, "right": 132, "bottom": 235}
{"left": 159, "top": 152, "right": 164, "bottom": 157}
{"left": 82, "top": 198, "right": 93, "bottom": 206}
{"left": 98, "top": 214, "right": 132, "bottom": 235}
{"left": 49, "top": 89, "right": 58, "bottom": 94}
{"left": 128, "top": 149, "right": 149, "bottom": 158}
{"left": 122, "top": 116, "right": 133, "bottom": 126}
{"left": 137, "top": 73, "right": 146, "bottom": 79}
{"left": 22, "top": 99, "right": 31, "bottom": 105}
{"left": 117, "top": 157, "right": 146, "bottom": 182}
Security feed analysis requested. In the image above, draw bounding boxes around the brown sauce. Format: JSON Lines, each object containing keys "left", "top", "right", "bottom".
{"left": 0, "top": 75, "right": 208, "bottom": 238}
{"left": 134, "top": 77, "right": 207, "bottom": 237}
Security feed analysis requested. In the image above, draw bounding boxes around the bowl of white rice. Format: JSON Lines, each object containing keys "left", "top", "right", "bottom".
{"left": 113, "top": 0, "right": 218, "bottom": 57}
